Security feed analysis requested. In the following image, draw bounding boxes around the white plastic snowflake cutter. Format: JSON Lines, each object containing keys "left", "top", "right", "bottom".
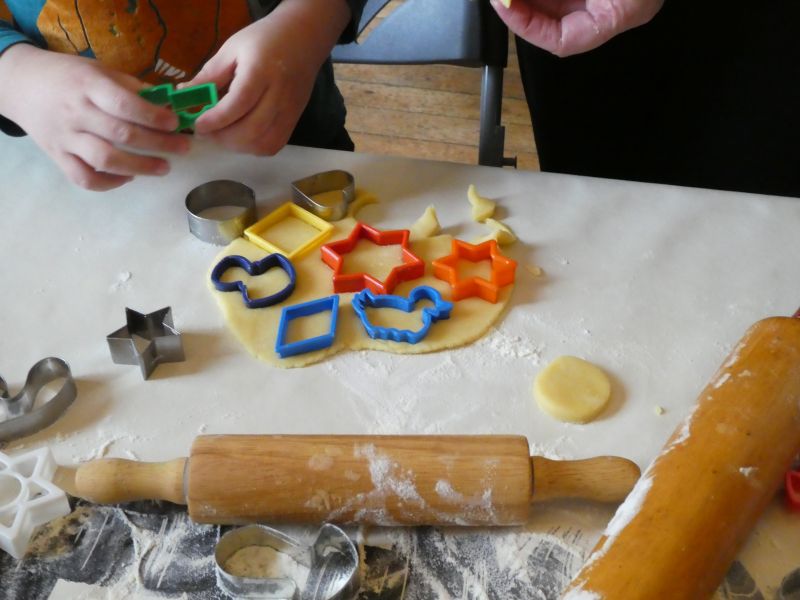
{"left": 0, "top": 447, "right": 70, "bottom": 558}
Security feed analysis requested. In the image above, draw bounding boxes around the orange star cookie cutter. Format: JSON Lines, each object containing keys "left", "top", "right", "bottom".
{"left": 320, "top": 222, "right": 425, "bottom": 294}
{"left": 431, "top": 239, "right": 517, "bottom": 303}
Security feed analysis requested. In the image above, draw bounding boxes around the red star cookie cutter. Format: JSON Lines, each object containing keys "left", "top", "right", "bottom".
{"left": 431, "top": 239, "right": 517, "bottom": 303}
{"left": 320, "top": 222, "right": 425, "bottom": 294}
{"left": 786, "top": 467, "right": 800, "bottom": 511}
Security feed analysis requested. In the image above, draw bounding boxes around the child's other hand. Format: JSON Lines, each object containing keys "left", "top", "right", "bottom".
{"left": 184, "top": 0, "right": 350, "bottom": 155}
{"left": 0, "top": 45, "right": 190, "bottom": 191}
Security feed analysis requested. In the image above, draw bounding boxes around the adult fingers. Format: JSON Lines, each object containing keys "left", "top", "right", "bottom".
{"left": 70, "top": 133, "right": 171, "bottom": 177}
{"left": 87, "top": 76, "right": 178, "bottom": 131}
{"left": 492, "top": 0, "right": 663, "bottom": 56}
{"left": 56, "top": 152, "right": 133, "bottom": 191}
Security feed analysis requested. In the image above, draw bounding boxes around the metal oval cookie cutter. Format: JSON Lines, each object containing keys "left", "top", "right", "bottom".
{"left": 186, "top": 180, "right": 257, "bottom": 245}
{"left": 215, "top": 523, "right": 359, "bottom": 599}
{"left": 291, "top": 170, "right": 355, "bottom": 222}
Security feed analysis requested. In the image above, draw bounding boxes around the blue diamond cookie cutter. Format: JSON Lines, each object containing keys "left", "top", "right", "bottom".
{"left": 211, "top": 254, "right": 296, "bottom": 309}
{"left": 276, "top": 295, "right": 339, "bottom": 358}
{"left": 352, "top": 285, "right": 454, "bottom": 344}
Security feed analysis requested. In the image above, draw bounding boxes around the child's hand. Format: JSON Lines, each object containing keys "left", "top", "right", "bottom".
{"left": 491, "top": 0, "right": 664, "bottom": 57}
{"left": 0, "top": 44, "right": 190, "bottom": 191}
{"left": 184, "top": 0, "right": 350, "bottom": 155}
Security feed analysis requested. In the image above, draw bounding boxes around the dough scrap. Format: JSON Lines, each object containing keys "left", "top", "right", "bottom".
{"left": 410, "top": 205, "right": 441, "bottom": 240}
{"left": 467, "top": 184, "right": 496, "bottom": 222}
{"left": 533, "top": 356, "right": 611, "bottom": 423}
{"left": 473, "top": 218, "right": 517, "bottom": 246}
{"left": 209, "top": 194, "right": 514, "bottom": 368}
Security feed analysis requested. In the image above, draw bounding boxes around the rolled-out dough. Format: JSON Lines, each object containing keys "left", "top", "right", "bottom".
{"left": 208, "top": 199, "right": 514, "bottom": 368}
{"left": 533, "top": 356, "right": 611, "bottom": 423}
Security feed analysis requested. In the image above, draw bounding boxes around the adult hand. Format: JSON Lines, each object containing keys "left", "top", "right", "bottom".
{"left": 0, "top": 44, "right": 189, "bottom": 191}
{"left": 183, "top": 0, "right": 350, "bottom": 156}
{"left": 491, "top": 0, "right": 664, "bottom": 57}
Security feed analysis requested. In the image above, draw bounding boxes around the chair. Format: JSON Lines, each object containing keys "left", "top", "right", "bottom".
{"left": 332, "top": 0, "right": 517, "bottom": 168}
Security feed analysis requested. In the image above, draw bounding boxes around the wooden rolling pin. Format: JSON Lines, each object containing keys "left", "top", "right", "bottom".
{"left": 562, "top": 315, "right": 800, "bottom": 600}
{"left": 74, "top": 435, "right": 640, "bottom": 526}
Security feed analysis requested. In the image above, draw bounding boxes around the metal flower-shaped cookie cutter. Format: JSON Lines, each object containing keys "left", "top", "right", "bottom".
{"left": 215, "top": 523, "right": 359, "bottom": 599}
{"left": 186, "top": 180, "right": 257, "bottom": 245}
{"left": 0, "top": 357, "right": 77, "bottom": 443}
{"left": 291, "top": 170, "right": 355, "bottom": 221}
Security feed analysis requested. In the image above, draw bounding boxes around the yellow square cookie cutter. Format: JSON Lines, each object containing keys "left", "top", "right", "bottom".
{"left": 244, "top": 202, "right": 334, "bottom": 260}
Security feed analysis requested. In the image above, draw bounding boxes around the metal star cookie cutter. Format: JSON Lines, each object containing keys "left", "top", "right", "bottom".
{"left": 291, "top": 170, "right": 355, "bottom": 221}
{"left": 185, "top": 180, "right": 257, "bottom": 245}
{"left": 0, "top": 447, "right": 71, "bottom": 558}
{"left": 214, "top": 523, "right": 359, "bottom": 600}
{"left": 0, "top": 357, "right": 77, "bottom": 443}
{"left": 106, "top": 307, "right": 185, "bottom": 379}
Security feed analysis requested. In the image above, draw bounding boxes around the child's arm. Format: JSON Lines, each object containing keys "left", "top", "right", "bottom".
{"left": 0, "top": 44, "right": 190, "bottom": 191}
{"left": 184, "top": 0, "right": 354, "bottom": 155}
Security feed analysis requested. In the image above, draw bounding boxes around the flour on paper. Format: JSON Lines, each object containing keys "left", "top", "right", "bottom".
{"left": 208, "top": 209, "right": 514, "bottom": 368}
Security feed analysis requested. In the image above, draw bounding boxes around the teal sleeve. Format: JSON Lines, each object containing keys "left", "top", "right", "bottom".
{"left": 0, "top": 18, "right": 33, "bottom": 57}
{"left": 0, "top": 20, "right": 32, "bottom": 136}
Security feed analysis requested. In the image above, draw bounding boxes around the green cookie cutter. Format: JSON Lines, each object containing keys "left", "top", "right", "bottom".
{"left": 139, "top": 83, "right": 218, "bottom": 131}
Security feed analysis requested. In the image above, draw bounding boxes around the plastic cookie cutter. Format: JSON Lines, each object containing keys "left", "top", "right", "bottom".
{"left": 211, "top": 253, "right": 297, "bottom": 309}
{"left": 786, "top": 467, "right": 800, "bottom": 511}
{"left": 0, "top": 357, "right": 77, "bottom": 443}
{"left": 352, "top": 285, "right": 453, "bottom": 344}
{"left": 0, "top": 447, "right": 71, "bottom": 558}
{"left": 245, "top": 202, "right": 335, "bottom": 260}
{"left": 185, "top": 180, "right": 257, "bottom": 245}
{"left": 214, "top": 523, "right": 359, "bottom": 600}
{"left": 291, "top": 170, "right": 356, "bottom": 221}
{"left": 320, "top": 222, "right": 425, "bottom": 295}
{"left": 107, "top": 307, "right": 185, "bottom": 379}
{"left": 276, "top": 296, "right": 340, "bottom": 359}
{"left": 139, "top": 82, "right": 218, "bottom": 131}
{"left": 431, "top": 238, "right": 517, "bottom": 303}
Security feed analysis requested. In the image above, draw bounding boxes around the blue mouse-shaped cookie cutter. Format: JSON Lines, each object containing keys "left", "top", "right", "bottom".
{"left": 211, "top": 253, "right": 296, "bottom": 308}
{"left": 352, "top": 285, "right": 454, "bottom": 344}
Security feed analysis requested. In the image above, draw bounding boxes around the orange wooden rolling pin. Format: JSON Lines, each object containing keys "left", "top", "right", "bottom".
{"left": 562, "top": 314, "right": 800, "bottom": 600}
{"left": 74, "top": 435, "right": 640, "bottom": 526}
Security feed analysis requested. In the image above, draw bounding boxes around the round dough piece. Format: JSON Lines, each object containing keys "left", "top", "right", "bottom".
{"left": 533, "top": 356, "right": 611, "bottom": 423}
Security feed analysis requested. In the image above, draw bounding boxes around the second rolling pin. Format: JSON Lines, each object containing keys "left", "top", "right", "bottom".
{"left": 74, "top": 434, "right": 640, "bottom": 526}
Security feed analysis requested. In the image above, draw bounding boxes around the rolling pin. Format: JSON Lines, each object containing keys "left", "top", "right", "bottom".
{"left": 562, "top": 315, "right": 800, "bottom": 600}
{"left": 74, "top": 435, "right": 640, "bottom": 526}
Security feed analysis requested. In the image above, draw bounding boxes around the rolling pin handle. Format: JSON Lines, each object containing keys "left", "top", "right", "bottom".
{"left": 530, "top": 456, "right": 641, "bottom": 504}
{"left": 74, "top": 457, "right": 188, "bottom": 505}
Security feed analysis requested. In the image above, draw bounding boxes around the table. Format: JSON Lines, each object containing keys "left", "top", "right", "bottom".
{"left": 1, "top": 134, "right": 799, "bottom": 599}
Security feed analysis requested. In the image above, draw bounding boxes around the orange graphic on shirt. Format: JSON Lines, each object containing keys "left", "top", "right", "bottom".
{"left": 0, "top": 2, "right": 11, "bottom": 22}
{"left": 35, "top": 0, "right": 252, "bottom": 83}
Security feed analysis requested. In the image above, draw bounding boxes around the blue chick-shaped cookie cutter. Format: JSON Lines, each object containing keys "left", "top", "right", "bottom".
{"left": 352, "top": 285, "right": 454, "bottom": 344}
{"left": 211, "top": 254, "right": 296, "bottom": 309}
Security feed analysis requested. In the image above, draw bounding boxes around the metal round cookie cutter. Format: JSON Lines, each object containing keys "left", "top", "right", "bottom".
{"left": 215, "top": 523, "right": 359, "bottom": 600}
{"left": 186, "top": 180, "right": 257, "bottom": 245}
